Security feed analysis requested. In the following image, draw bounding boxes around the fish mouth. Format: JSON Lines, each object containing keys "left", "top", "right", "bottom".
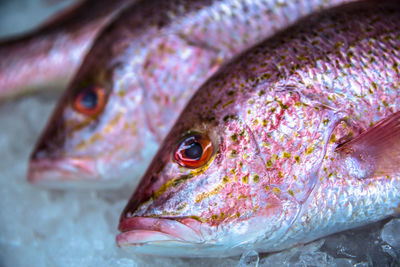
{"left": 117, "top": 217, "right": 204, "bottom": 254}
{"left": 27, "top": 157, "right": 101, "bottom": 188}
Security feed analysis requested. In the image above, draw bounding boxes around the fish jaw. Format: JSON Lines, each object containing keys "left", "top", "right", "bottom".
{"left": 27, "top": 156, "right": 119, "bottom": 189}
{"left": 117, "top": 215, "right": 295, "bottom": 257}
{"left": 28, "top": 156, "right": 96, "bottom": 181}
{"left": 27, "top": 155, "right": 146, "bottom": 189}
{"left": 117, "top": 217, "right": 208, "bottom": 257}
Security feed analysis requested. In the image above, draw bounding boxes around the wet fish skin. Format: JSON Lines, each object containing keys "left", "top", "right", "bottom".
{"left": 0, "top": 0, "right": 132, "bottom": 99}
{"left": 118, "top": 0, "right": 400, "bottom": 257}
{"left": 28, "top": 0, "right": 356, "bottom": 187}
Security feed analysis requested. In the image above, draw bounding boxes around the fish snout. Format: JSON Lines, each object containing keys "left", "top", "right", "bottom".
{"left": 117, "top": 216, "right": 203, "bottom": 254}
{"left": 27, "top": 156, "right": 99, "bottom": 187}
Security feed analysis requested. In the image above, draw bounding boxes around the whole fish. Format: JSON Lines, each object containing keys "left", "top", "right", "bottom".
{"left": 0, "top": 0, "right": 132, "bottom": 99}
{"left": 117, "top": 0, "right": 400, "bottom": 257}
{"left": 28, "top": 0, "right": 356, "bottom": 187}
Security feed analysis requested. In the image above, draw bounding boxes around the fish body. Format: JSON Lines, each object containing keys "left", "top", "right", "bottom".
{"left": 0, "top": 0, "right": 132, "bottom": 99}
{"left": 28, "top": 0, "right": 356, "bottom": 187}
{"left": 118, "top": 0, "right": 400, "bottom": 257}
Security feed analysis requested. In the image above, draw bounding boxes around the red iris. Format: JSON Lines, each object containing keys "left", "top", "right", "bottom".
{"left": 174, "top": 134, "right": 213, "bottom": 168}
{"left": 73, "top": 85, "right": 106, "bottom": 116}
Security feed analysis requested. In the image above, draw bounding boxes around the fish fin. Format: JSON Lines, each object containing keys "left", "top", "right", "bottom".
{"left": 335, "top": 111, "right": 400, "bottom": 179}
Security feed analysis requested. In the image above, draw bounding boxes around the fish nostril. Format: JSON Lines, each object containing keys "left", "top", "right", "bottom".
{"left": 30, "top": 149, "right": 49, "bottom": 160}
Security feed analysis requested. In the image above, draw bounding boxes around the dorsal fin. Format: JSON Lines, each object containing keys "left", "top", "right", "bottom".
{"left": 335, "top": 111, "right": 400, "bottom": 179}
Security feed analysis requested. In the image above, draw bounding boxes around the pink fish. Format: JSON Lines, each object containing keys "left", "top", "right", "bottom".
{"left": 0, "top": 0, "right": 132, "bottom": 99}
{"left": 28, "top": 0, "right": 356, "bottom": 188}
{"left": 118, "top": 0, "right": 400, "bottom": 257}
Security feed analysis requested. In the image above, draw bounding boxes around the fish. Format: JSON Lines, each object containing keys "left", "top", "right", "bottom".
{"left": 0, "top": 0, "right": 133, "bottom": 99}
{"left": 28, "top": 0, "right": 357, "bottom": 188}
{"left": 117, "top": 0, "right": 400, "bottom": 257}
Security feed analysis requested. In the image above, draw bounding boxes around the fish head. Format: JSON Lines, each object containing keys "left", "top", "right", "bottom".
{"left": 117, "top": 74, "right": 307, "bottom": 257}
{"left": 28, "top": 34, "right": 157, "bottom": 188}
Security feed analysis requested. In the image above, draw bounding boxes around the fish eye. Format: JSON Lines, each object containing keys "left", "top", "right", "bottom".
{"left": 174, "top": 134, "right": 213, "bottom": 169}
{"left": 73, "top": 85, "right": 106, "bottom": 116}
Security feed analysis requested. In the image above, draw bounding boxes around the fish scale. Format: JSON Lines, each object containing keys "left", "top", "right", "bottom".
{"left": 119, "top": 0, "right": 400, "bottom": 257}
{"left": 29, "top": 0, "right": 357, "bottom": 187}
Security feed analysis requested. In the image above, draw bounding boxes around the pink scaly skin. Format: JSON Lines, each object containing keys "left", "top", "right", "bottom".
{"left": 0, "top": 0, "right": 133, "bottom": 99}
{"left": 28, "top": 0, "right": 357, "bottom": 188}
{"left": 118, "top": 0, "right": 400, "bottom": 257}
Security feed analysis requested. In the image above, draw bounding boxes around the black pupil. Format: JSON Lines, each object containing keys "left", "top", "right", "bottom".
{"left": 184, "top": 142, "right": 203, "bottom": 160}
{"left": 81, "top": 89, "right": 98, "bottom": 109}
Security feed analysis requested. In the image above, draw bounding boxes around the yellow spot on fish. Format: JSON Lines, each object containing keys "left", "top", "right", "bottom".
{"left": 223, "top": 99, "right": 234, "bottom": 108}
{"left": 118, "top": 91, "right": 126, "bottom": 98}
{"left": 238, "top": 194, "right": 248, "bottom": 200}
{"left": 195, "top": 183, "right": 225, "bottom": 203}
{"left": 242, "top": 174, "right": 249, "bottom": 184}
{"left": 266, "top": 160, "right": 272, "bottom": 168}
{"left": 306, "top": 146, "right": 314, "bottom": 155}
{"left": 88, "top": 133, "right": 103, "bottom": 145}
{"left": 283, "top": 152, "right": 291, "bottom": 159}
{"left": 288, "top": 189, "right": 294, "bottom": 197}
{"left": 294, "top": 155, "right": 300, "bottom": 163}
{"left": 329, "top": 134, "right": 337, "bottom": 143}
{"left": 231, "top": 134, "right": 238, "bottom": 142}
{"left": 265, "top": 185, "right": 270, "bottom": 191}
{"left": 75, "top": 141, "right": 87, "bottom": 151}
{"left": 105, "top": 112, "right": 123, "bottom": 133}
{"left": 272, "top": 187, "right": 281, "bottom": 195}
{"left": 334, "top": 41, "right": 343, "bottom": 49}
{"left": 222, "top": 176, "right": 230, "bottom": 184}
{"left": 253, "top": 174, "right": 260, "bottom": 183}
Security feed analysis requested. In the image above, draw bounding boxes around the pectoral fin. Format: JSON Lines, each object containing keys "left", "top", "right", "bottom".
{"left": 335, "top": 111, "right": 400, "bottom": 179}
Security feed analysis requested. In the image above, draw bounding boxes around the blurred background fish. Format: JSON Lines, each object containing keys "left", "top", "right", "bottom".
{"left": 0, "top": 0, "right": 134, "bottom": 99}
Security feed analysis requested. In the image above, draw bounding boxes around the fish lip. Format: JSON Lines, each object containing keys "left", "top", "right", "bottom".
{"left": 117, "top": 217, "right": 203, "bottom": 246}
{"left": 27, "top": 157, "right": 98, "bottom": 184}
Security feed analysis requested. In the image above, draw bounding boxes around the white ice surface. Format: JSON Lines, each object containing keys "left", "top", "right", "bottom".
{"left": 0, "top": 1, "right": 398, "bottom": 266}
{"left": 0, "top": 0, "right": 76, "bottom": 39}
